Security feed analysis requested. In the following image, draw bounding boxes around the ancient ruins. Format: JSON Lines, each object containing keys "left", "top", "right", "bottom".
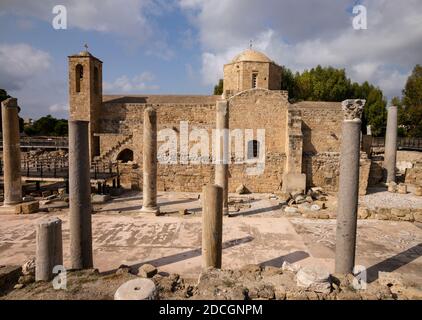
{"left": 0, "top": 48, "right": 421, "bottom": 300}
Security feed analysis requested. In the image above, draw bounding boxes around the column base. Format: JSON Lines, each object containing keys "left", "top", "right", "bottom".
{"left": 223, "top": 207, "right": 229, "bottom": 216}
{"left": 140, "top": 206, "right": 160, "bottom": 215}
{"left": 0, "top": 203, "right": 23, "bottom": 215}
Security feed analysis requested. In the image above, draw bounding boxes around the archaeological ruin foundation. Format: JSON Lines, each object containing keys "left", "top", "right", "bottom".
{"left": 0, "top": 48, "right": 421, "bottom": 301}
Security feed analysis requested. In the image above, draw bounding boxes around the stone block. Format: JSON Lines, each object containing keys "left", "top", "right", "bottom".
{"left": 358, "top": 207, "right": 370, "bottom": 219}
{"left": 390, "top": 208, "right": 409, "bottom": 218}
{"left": 387, "top": 181, "right": 397, "bottom": 193}
{"left": 138, "top": 264, "right": 158, "bottom": 278}
{"left": 412, "top": 210, "right": 422, "bottom": 223}
{"left": 397, "top": 183, "right": 407, "bottom": 194}
{"left": 281, "top": 173, "right": 306, "bottom": 194}
{"left": 414, "top": 186, "right": 422, "bottom": 197}
{"left": 91, "top": 194, "right": 111, "bottom": 204}
{"left": 21, "top": 201, "right": 39, "bottom": 214}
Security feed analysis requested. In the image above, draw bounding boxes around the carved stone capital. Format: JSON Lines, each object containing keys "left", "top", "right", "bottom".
{"left": 341, "top": 99, "right": 365, "bottom": 121}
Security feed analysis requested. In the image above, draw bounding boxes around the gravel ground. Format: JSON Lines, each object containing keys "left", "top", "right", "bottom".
{"left": 362, "top": 187, "right": 422, "bottom": 210}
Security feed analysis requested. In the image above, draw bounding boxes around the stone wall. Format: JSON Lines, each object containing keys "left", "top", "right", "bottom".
{"left": 223, "top": 61, "right": 282, "bottom": 96}
{"left": 405, "top": 161, "right": 422, "bottom": 185}
{"left": 303, "top": 152, "right": 370, "bottom": 195}
{"left": 97, "top": 93, "right": 365, "bottom": 194}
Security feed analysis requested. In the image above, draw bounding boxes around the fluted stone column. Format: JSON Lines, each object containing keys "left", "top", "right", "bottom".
{"left": 215, "top": 100, "right": 229, "bottom": 215}
{"left": 1, "top": 98, "right": 22, "bottom": 205}
{"left": 69, "top": 120, "right": 93, "bottom": 269}
{"left": 335, "top": 99, "right": 365, "bottom": 274}
{"left": 202, "top": 184, "right": 223, "bottom": 269}
{"left": 141, "top": 107, "right": 159, "bottom": 215}
{"left": 384, "top": 105, "right": 398, "bottom": 183}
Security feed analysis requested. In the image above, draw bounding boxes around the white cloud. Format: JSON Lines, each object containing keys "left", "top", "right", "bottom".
{"left": 0, "top": 43, "right": 51, "bottom": 90}
{"left": 0, "top": 0, "right": 175, "bottom": 58}
{"left": 49, "top": 103, "right": 69, "bottom": 113}
{"left": 180, "top": 0, "right": 422, "bottom": 100}
{"left": 0, "top": 43, "right": 67, "bottom": 119}
{"left": 104, "top": 72, "right": 159, "bottom": 93}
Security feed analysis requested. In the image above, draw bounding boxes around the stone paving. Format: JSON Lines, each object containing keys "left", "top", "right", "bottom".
{"left": 0, "top": 191, "right": 421, "bottom": 284}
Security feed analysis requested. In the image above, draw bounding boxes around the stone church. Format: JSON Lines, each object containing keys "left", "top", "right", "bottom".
{"left": 68, "top": 48, "right": 371, "bottom": 194}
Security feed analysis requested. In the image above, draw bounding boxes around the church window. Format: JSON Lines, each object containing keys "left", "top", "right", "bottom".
{"left": 252, "top": 73, "right": 258, "bottom": 88}
{"left": 94, "top": 66, "right": 99, "bottom": 94}
{"left": 75, "top": 64, "right": 83, "bottom": 93}
{"left": 247, "top": 140, "right": 259, "bottom": 159}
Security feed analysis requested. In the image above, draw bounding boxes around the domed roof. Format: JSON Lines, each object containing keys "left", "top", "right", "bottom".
{"left": 231, "top": 49, "right": 272, "bottom": 63}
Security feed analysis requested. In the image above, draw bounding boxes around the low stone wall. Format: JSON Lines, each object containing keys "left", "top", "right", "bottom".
{"left": 358, "top": 206, "right": 422, "bottom": 222}
{"left": 405, "top": 162, "right": 422, "bottom": 185}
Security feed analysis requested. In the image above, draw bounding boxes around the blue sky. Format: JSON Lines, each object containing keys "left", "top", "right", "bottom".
{"left": 0, "top": 0, "right": 421, "bottom": 119}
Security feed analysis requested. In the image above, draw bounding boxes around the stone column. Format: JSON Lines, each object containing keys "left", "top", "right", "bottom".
{"left": 69, "top": 120, "right": 93, "bottom": 269}
{"left": 335, "top": 99, "right": 365, "bottom": 274}
{"left": 141, "top": 107, "right": 159, "bottom": 215}
{"left": 35, "top": 217, "right": 63, "bottom": 281}
{"left": 1, "top": 98, "right": 22, "bottom": 205}
{"left": 384, "top": 105, "right": 398, "bottom": 183}
{"left": 215, "top": 100, "right": 229, "bottom": 215}
{"left": 202, "top": 184, "right": 223, "bottom": 269}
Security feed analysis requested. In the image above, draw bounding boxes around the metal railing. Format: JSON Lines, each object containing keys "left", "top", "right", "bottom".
{"left": 0, "top": 137, "right": 69, "bottom": 149}
{"left": 371, "top": 137, "right": 422, "bottom": 150}
{"left": 0, "top": 157, "right": 119, "bottom": 181}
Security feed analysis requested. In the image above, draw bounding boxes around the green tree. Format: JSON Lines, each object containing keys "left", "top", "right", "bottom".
{"left": 290, "top": 67, "right": 387, "bottom": 136}
{"left": 280, "top": 67, "right": 299, "bottom": 101}
{"left": 293, "top": 66, "right": 352, "bottom": 101}
{"left": 213, "top": 79, "right": 223, "bottom": 95}
{"left": 53, "top": 120, "right": 68, "bottom": 136}
{"left": 401, "top": 65, "right": 422, "bottom": 137}
{"left": 24, "top": 115, "right": 68, "bottom": 136}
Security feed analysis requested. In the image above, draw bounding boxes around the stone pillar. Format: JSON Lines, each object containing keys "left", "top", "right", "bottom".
{"left": 1, "top": 98, "right": 22, "bottom": 205}
{"left": 384, "top": 105, "right": 398, "bottom": 183}
{"left": 141, "top": 107, "right": 159, "bottom": 215}
{"left": 335, "top": 99, "right": 365, "bottom": 274}
{"left": 202, "top": 184, "right": 223, "bottom": 269}
{"left": 69, "top": 120, "right": 93, "bottom": 269}
{"left": 215, "top": 100, "right": 229, "bottom": 215}
{"left": 35, "top": 217, "right": 63, "bottom": 281}
{"left": 282, "top": 109, "right": 306, "bottom": 193}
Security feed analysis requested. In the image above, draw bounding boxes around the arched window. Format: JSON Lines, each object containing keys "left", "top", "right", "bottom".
{"left": 94, "top": 66, "right": 99, "bottom": 94}
{"left": 247, "top": 140, "right": 259, "bottom": 159}
{"left": 75, "top": 64, "right": 83, "bottom": 93}
{"left": 117, "top": 149, "right": 134, "bottom": 163}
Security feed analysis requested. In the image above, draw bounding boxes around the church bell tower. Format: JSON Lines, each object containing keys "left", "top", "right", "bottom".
{"left": 68, "top": 46, "right": 102, "bottom": 159}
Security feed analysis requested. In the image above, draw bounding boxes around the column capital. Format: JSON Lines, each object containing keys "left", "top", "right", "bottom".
{"left": 341, "top": 99, "right": 365, "bottom": 121}
{"left": 1, "top": 97, "right": 20, "bottom": 111}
